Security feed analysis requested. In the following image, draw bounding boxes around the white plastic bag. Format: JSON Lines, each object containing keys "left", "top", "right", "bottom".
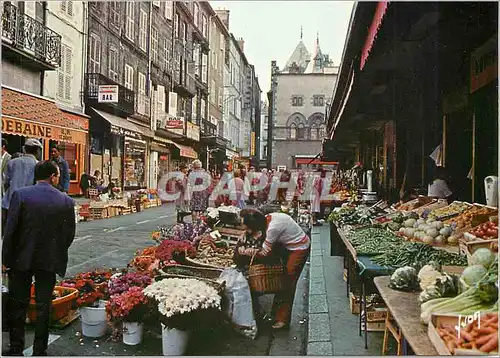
{"left": 218, "top": 268, "right": 258, "bottom": 339}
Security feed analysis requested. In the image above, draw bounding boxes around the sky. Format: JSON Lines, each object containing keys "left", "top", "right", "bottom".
{"left": 210, "top": 1, "right": 354, "bottom": 94}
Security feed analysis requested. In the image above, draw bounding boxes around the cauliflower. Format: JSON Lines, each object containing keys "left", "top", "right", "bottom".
{"left": 418, "top": 264, "right": 443, "bottom": 291}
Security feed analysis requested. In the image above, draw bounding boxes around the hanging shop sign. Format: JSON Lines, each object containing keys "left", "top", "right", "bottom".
{"left": 470, "top": 35, "right": 497, "bottom": 94}
{"left": 186, "top": 121, "right": 200, "bottom": 141}
{"left": 98, "top": 85, "right": 119, "bottom": 103}
{"left": 1, "top": 116, "right": 87, "bottom": 145}
{"left": 166, "top": 116, "right": 184, "bottom": 135}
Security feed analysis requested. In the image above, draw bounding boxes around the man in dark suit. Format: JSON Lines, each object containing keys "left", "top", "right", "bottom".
{"left": 3, "top": 161, "right": 76, "bottom": 356}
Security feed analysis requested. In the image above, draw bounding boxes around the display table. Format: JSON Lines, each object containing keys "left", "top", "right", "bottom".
{"left": 374, "top": 276, "right": 438, "bottom": 356}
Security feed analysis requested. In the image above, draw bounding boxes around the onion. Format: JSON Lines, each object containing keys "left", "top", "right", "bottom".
{"left": 434, "top": 235, "right": 445, "bottom": 245}
{"left": 422, "top": 236, "right": 434, "bottom": 244}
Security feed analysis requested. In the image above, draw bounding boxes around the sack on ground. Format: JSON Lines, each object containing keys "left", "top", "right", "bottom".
{"left": 218, "top": 268, "right": 258, "bottom": 340}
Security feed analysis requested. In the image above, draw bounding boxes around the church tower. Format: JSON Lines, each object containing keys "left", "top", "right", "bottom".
{"left": 283, "top": 27, "right": 310, "bottom": 74}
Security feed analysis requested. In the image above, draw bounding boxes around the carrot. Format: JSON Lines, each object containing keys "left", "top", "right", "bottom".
{"left": 478, "top": 327, "right": 496, "bottom": 335}
{"left": 490, "top": 323, "right": 498, "bottom": 330}
{"left": 466, "top": 323, "right": 474, "bottom": 332}
{"left": 460, "top": 330, "right": 474, "bottom": 342}
{"left": 479, "top": 334, "right": 498, "bottom": 353}
{"left": 476, "top": 333, "right": 496, "bottom": 346}
{"left": 446, "top": 340, "right": 456, "bottom": 353}
{"left": 462, "top": 342, "right": 473, "bottom": 349}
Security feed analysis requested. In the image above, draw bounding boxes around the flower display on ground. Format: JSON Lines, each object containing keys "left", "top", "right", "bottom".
{"left": 143, "top": 278, "right": 221, "bottom": 319}
{"left": 108, "top": 272, "right": 152, "bottom": 296}
{"left": 154, "top": 240, "right": 196, "bottom": 265}
{"left": 157, "top": 222, "right": 210, "bottom": 242}
{"left": 60, "top": 270, "right": 113, "bottom": 307}
{"left": 106, "top": 286, "right": 149, "bottom": 323}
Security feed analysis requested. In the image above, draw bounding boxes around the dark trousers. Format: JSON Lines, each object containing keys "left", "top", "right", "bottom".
{"left": 2, "top": 208, "right": 8, "bottom": 234}
{"left": 7, "top": 270, "right": 56, "bottom": 355}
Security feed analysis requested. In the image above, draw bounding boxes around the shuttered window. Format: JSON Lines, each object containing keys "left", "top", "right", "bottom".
{"left": 57, "top": 44, "right": 72, "bottom": 101}
{"left": 108, "top": 47, "right": 119, "bottom": 82}
{"left": 89, "top": 34, "right": 101, "bottom": 73}
{"left": 139, "top": 9, "right": 147, "bottom": 51}
{"left": 60, "top": 1, "right": 73, "bottom": 16}
{"left": 202, "top": 53, "right": 208, "bottom": 83}
{"left": 125, "top": 2, "right": 135, "bottom": 41}
{"left": 164, "top": 1, "right": 173, "bottom": 20}
{"left": 152, "top": 27, "right": 159, "bottom": 63}
{"left": 125, "top": 64, "right": 134, "bottom": 90}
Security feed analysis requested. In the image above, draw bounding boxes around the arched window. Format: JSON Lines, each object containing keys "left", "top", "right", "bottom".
{"left": 290, "top": 124, "right": 297, "bottom": 139}
{"left": 310, "top": 124, "right": 317, "bottom": 140}
{"left": 319, "top": 124, "right": 326, "bottom": 138}
{"left": 297, "top": 123, "right": 305, "bottom": 139}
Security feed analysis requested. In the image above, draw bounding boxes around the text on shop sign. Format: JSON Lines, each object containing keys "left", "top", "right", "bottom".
{"left": 98, "top": 85, "right": 119, "bottom": 103}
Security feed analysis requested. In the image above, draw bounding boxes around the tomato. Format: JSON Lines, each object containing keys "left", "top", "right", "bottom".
{"left": 476, "top": 230, "right": 485, "bottom": 238}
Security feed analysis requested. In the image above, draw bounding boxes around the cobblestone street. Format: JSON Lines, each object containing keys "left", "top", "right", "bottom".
{"left": 2, "top": 203, "right": 309, "bottom": 356}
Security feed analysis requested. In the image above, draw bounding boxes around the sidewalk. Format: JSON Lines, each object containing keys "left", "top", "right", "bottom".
{"left": 306, "top": 225, "right": 389, "bottom": 355}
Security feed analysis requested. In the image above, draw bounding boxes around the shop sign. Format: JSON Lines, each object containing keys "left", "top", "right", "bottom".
{"left": 470, "top": 36, "right": 497, "bottom": 94}
{"left": 110, "top": 125, "right": 142, "bottom": 140}
{"left": 98, "top": 85, "right": 119, "bottom": 103}
{"left": 251, "top": 131, "right": 256, "bottom": 156}
{"left": 186, "top": 121, "right": 200, "bottom": 141}
{"left": 1, "top": 116, "right": 87, "bottom": 145}
{"left": 166, "top": 116, "right": 184, "bottom": 135}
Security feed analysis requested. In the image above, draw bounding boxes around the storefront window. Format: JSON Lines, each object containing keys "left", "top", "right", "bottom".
{"left": 51, "top": 141, "right": 78, "bottom": 181}
{"left": 124, "top": 138, "right": 146, "bottom": 188}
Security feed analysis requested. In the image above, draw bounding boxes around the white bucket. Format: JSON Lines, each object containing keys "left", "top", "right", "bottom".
{"left": 80, "top": 301, "right": 108, "bottom": 338}
{"left": 161, "top": 324, "right": 189, "bottom": 356}
{"left": 122, "top": 322, "right": 143, "bottom": 346}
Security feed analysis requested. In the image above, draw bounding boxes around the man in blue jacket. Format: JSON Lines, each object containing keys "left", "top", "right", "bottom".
{"left": 50, "top": 145, "right": 70, "bottom": 193}
{"left": 3, "top": 161, "right": 76, "bottom": 356}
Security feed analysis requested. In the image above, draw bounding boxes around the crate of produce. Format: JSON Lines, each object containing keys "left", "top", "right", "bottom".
{"left": 90, "top": 207, "right": 107, "bottom": 220}
{"left": 159, "top": 264, "right": 223, "bottom": 280}
{"left": 428, "top": 313, "right": 499, "bottom": 355}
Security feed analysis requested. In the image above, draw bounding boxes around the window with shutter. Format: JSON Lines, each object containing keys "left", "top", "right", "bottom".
{"left": 202, "top": 54, "right": 208, "bottom": 83}
{"left": 164, "top": 38, "right": 170, "bottom": 70}
{"left": 139, "top": 9, "right": 147, "bottom": 51}
{"left": 138, "top": 72, "right": 146, "bottom": 114}
{"left": 89, "top": 34, "right": 101, "bottom": 73}
{"left": 125, "top": 2, "right": 135, "bottom": 41}
{"left": 67, "top": 1, "right": 73, "bottom": 16}
{"left": 61, "top": 2, "right": 66, "bottom": 12}
{"left": 202, "top": 15, "right": 207, "bottom": 38}
{"left": 109, "top": 2, "right": 120, "bottom": 27}
{"left": 174, "top": 14, "right": 179, "bottom": 37}
{"left": 165, "top": 1, "right": 173, "bottom": 20}
{"left": 152, "top": 27, "right": 158, "bottom": 63}
{"left": 193, "top": 3, "right": 199, "bottom": 28}
{"left": 153, "top": 1, "right": 160, "bottom": 8}
{"left": 64, "top": 46, "right": 72, "bottom": 100}
{"left": 125, "top": 64, "right": 134, "bottom": 90}
{"left": 108, "top": 48, "right": 118, "bottom": 82}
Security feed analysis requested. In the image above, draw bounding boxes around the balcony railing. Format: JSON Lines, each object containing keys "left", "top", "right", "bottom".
{"left": 136, "top": 93, "right": 150, "bottom": 117}
{"left": 2, "top": 2, "right": 61, "bottom": 68}
{"left": 84, "top": 73, "right": 135, "bottom": 115}
{"left": 201, "top": 119, "right": 217, "bottom": 136}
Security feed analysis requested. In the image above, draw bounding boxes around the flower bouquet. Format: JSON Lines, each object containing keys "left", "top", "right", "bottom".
{"left": 106, "top": 286, "right": 152, "bottom": 344}
{"left": 157, "top": 222, "right": 210, "bottom": 242}
{"left": 129, "top": 246, "right": 160, "bottom": 273}
{"left": 143, "top": 278, "right": 222, "bottom": 331}
{"left": 155, "top": 240, "right": 196, "bottom": 267}
{"left": 108, "top": 272, "right": 152, "bottom": 296}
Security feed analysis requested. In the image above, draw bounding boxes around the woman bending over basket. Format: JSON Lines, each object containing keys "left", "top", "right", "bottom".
{"left": 237, "top": 208, "right": 311, "bottom": 330}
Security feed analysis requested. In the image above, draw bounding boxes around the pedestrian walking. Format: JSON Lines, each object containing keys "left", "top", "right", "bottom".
{"left": 175, "top": 163, "right": 190, "bottom": 223}
{"left": 50, "top": 145, "right": 70, "bottom": 193}
{"left": 3, "top": 160, "right": 76, "bottom": 356}
{"left": 2, "top": 138, "right": 12, "bottom": 193}
{"left": 189, "top": 160, "right": 209, "bottom": 221}
{"left": 2, "top": 139, "right": 42, "bottom": 230}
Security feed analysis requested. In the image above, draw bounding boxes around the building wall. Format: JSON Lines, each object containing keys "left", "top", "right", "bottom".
{"left": 208, "top": 17, "right": 226, "bottom": 130}
{"left": 271, "top": 72, "right": 338, "bottom": 167}
{"left": 224, "top": 35, "right": 243, "bottom": 151}
{"left": 44, "top": 1, "right": 86, "bottom": 113}
{"left": 260, "top": 101, "right": 269, "bottom": 160}
{"left": 1, "top": 60, "right": 41, "bottom": 94}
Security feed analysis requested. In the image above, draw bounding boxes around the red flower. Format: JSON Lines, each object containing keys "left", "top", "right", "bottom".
{"left": 155, "top": 240, "right": 196, "bottom": 264}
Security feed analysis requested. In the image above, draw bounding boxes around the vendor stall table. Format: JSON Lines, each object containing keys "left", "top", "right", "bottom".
{"left": 374, "top": 276, "right": 438, "bottom": 356}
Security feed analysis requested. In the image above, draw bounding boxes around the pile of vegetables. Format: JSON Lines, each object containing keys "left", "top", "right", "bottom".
{"left": 436, "top": 312, "right": 498, "bottom": 354}
{"left": 418, "top": 263, "right": 461, "bottom": 303}
{"left": 191, "top": 237, "right": 234, "bottom": 268}
{"left": 429, "top": 202, "right": 471, "bottom": 221}
{"left": 398, "top": 217, "right": 457, "bottom": 246}
{"left": 443, "top": 206, "right": 496, "bottom": 229}
{"left": 348, "top": 227, "right": 401, "bottom": 256}
{"left": 467, "top": 221, "right": 498, "bottom": 240}
{"left": 420, "top": 250, "right": 498, "bottom": 325}
{"left": 371, "top": 241, "right": 467, "bottom": 268}
{"left": 328, "top": 206, "right": 371, "bottom": 226}
{"left": 389, "top": 266, "right": 419, "bottom": 291}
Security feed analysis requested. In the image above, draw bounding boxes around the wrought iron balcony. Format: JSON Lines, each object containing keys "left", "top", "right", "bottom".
{"left": 2, "top": 2, "right": 61, "bottom": 69}
{"left": 201, "top": 119, "right": 217, "bottom": 136}
{"left": 84, "top": 73, "right": 135, "bottom": 115}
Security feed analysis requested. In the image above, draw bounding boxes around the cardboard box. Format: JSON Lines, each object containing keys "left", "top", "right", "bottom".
{"left": 428, "top": 313, "right": 499, "bottom": 356}
{"left": 362, "top": 307, "right": 388, "bottom": 322}
{"left": 349, "top": 292, "right": 360, "bottom": 315}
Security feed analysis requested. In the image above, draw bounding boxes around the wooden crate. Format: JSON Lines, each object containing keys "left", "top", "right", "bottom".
{"left": 362, "top": 307, "right": 388, "bottom": 322}
{"left": 89, "top": 207, "right": 107, "bottom": 220}
{"left": 466, "top": 239, "right": 498, "bottom": 264}
{"left": 427, "top": 313, "right": 499, "bottom": 356}
{"left": 349, "top": 292, "right": 360, "bottom": 315}
{"left": 361, "top": 321, "right": 385, "bottom": 332}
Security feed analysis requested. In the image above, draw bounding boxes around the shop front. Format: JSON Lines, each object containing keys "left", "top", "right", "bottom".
{"left": 149, "top": 138, "right": 172, "bottom": 189}
{"left": 1, "top": 86, "right": 89, "bottom": 196}
{"left": 170, "top": 141, "right": 198, "bottom": 169}
{"left": 89, "top": 108, "right": 152, "bottom": 190}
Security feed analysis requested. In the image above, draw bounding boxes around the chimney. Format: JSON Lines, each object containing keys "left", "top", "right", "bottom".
{"left": 237, "top": 38, "right": 245, "bottom": 53}
{"left": 215, "top": 9, "right": 230, "bottom": 30}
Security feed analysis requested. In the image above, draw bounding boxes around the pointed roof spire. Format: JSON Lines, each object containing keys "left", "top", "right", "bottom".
{"left": 300, "top": 26, "right": 303, "bottom": 40}
{"left": 317, "top": 31, "right": 320, "bottom": 45}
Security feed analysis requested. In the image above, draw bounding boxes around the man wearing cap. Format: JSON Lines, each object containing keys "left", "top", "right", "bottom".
{"left": 2, "top": 138, "right": 42, "bottom": 229}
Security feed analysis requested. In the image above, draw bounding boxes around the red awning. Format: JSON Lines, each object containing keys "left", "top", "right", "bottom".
{"left": 171, "top": 142, "right": 197, "bottom": 159}
{"left": 296, "top": 159, "right": 339, "bottom": 165}
{"left": 360, "top": 1, "right": 389, "bottom": 71}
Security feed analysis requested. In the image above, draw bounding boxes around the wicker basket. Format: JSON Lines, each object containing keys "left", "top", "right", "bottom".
{"left": 247, "top": 254, "right": 286, "bottom": 294}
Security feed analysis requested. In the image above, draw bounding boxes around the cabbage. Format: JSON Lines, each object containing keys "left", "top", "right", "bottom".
{"left": 470, "top": 248, "right": 496, "bottom": 269}
{"left": 426, "top": 228, "right": 439, "bottom": 238}
{"left": 389, "top": 266, "right": 419, "bottom": 291}
{"left": 404, "top": 219, "right": 416, "bottom": 228}
{"left": 461, "top": 265, "right": 488, "bottom": 286}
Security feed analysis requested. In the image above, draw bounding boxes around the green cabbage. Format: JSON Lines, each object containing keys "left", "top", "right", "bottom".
{"left": 470, "top": 248, "right": 496, "bottom": 269}
{"left": 389, "top": 266, "right": 419, "bottom": 291}
{"left": 461, "top": 265, "right": 488, "bottom": 286}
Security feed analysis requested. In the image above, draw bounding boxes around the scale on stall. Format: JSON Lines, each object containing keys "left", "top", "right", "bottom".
{"left": 362, "top": 170, "right": 378, "bottom": 203}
